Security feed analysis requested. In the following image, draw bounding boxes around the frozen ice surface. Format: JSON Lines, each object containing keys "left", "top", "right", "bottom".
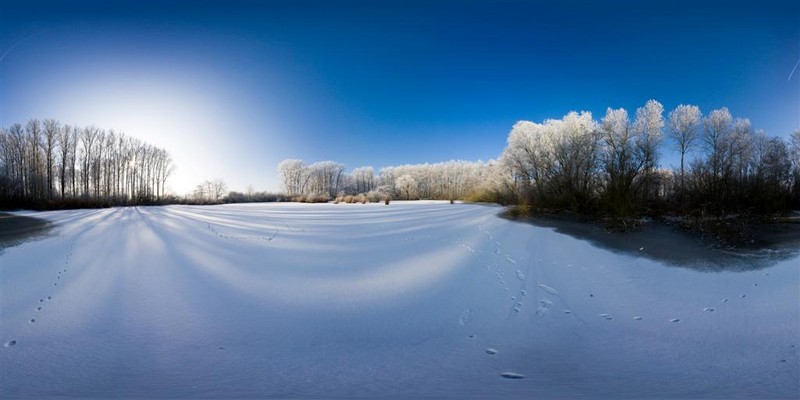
{"left": 0, "top": 202, "right": 797, "bottom": 398}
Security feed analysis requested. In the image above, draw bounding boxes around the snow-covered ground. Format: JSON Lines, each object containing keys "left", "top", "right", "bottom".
{"left": 1, "top": 202, "right": 798, "bottom": 398}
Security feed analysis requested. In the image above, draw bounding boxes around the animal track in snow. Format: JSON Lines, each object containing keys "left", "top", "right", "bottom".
{"left": 537, "top": 284, "right": 558, "bottom": 295}
{"left": 535, "top": 299, "right": 552, "bottom": 316}
{"left": 703, "top": 307, "right": 715, "bottom": 312}
{"left": 515, "top": 270, "right": 525, "bottom": 281}
{"left": 500, "top": 372, "right": 525, "bottom": 379}
{"left": 721, "top": 298, "right": 729, "bottom": 303}
{"left": 486, "top": 348, "right": 497, "bottom": 355}
{"left": 458, "top": 309, "right": 472, "bottom": 326}
{"left": 207, "top": 222, "right": 277, "bottom": 242}
{"left": 670, "top": 318, "right": 680, "bottom": 323}
{"left": 599, "top": 314, "right": 613, "bottom": 320}
{"left": 4, "top": 340, "right": 16, "bottom": 347}
{"left": 563, "top": 310, "right": 572, "bottom": 314}
{"left": 505, "top": 256, "right": 516, "bottom": 265}
{"left": 633, "top": 316, "right": 643, "bottom": 320}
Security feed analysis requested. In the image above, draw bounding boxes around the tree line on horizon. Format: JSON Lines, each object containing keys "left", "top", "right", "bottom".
{"left": 3, "top": 100, "right": 798, "bottom": 218}
{"left": 0, "top": 119, "right": 175, "bottom": 209}
{"left": 498, "top": 101, "right": 800, "bottom": 218}
{"left": 278, "top": 100, "right": 800, "bottom": 218}
{"left": 277, "top": 159, "right": 490, "bottom": 203}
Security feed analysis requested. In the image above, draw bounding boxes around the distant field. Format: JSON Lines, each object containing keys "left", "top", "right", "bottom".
{"left": 1, "top": 202, "right": 797, "bottom": 398}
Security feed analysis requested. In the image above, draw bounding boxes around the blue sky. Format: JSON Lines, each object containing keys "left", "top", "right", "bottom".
{"left": 1, "top": 0, "right": 798, "bottom": 193}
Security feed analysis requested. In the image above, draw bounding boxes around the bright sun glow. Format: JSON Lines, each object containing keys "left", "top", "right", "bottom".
{"left": 46, "top": 72, "right": 238, "bottom": 194}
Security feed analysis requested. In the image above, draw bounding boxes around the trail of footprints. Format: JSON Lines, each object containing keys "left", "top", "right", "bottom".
{"left": 466, "top": 223, "right": 787, "bottom": 380}
{"left": 5, "top": 238, "right": 77, "bottom": 348}
{"left": 206, "top": 222, "right": 278, "bottom": 242}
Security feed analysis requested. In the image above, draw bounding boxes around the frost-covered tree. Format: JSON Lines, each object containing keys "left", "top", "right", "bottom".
{"left": 667, "top": 104, "right": 702, "bottom": 192}
{"left": 632, "top": 99, "right": 664, "bottom": 200}
{"left": 352, "top": 166, "right": 375, "bottom": 194}
{"left": 278, "top": 159, "right": 305, "bottom": 196}
{"left": 548, "top": 111, "right": 599, "bottom": 211}
{"left": 600, "top": 107, "right": 641, "bottom": 215}
{"left": 395, "top": 174, "right": 417, "bottom": 200}
{"left": 702, "top": 107, "right": 733, "bottom": 179}
{"left": 305, "top": 161, "right": 345, "bottom": 197}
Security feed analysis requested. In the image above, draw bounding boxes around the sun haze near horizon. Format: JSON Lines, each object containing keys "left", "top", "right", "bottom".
{"left": 1, "top": 0, "right": 797, "bottom": 195}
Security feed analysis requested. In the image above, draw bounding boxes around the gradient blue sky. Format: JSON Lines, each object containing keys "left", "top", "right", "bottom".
{"left": 1, "top": 0, "right": 798, "bottom": 194}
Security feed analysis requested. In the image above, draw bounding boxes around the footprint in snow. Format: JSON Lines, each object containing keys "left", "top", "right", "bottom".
{"left": 721, "top": 298, "right": 729, "bottom": 303}
{"left": 535, "top": 300, "right": 552, "bottom": 316}
{"left": 29, "top": 319, "right": 35, "bottom": 323}
{"left": 670, "top": 318, "right": 680, "bottom": 323}
{"left": 4, "top": 340, "right": 16, "bottom": 347}
{"left": 515, "top": 270, "right": 525, "bottom": 281}
{"left": 538, "top": 284, "right": 558, "bottom": 295}
{"left": 458, "top": 309, "right": 472, "bottom": 326}
{"left": 505, "top": 256, "right": 516, "bottom": 265}
{"left": 563, "top": 310, "right": 572, "bottom": 314}
{"left": 703, "top": 307, "right": 715, "bottom": 312}
{"left": 501, "top": 372, "right": 525, "bottom": 379}
{"left": 36, "top": 307, "right": 41, "bottom": 311}
{"left": 486, "top": 348, "right": 497, "bottom": 355}
{"left": 633, "top": 316, "right": 643, "bottom": 320}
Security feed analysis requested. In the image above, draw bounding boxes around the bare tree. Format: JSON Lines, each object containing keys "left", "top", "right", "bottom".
{"left": 58, "top": 125, "right": 73, "bottom": 198}
{"left": 43, "top": 119, "right": 59, "bottom": 198}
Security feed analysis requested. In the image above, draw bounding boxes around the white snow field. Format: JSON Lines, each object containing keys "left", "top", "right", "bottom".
{"left": 1, "top": 202, "right": 798, "bottom": 398}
